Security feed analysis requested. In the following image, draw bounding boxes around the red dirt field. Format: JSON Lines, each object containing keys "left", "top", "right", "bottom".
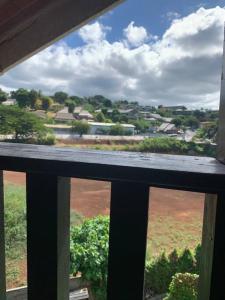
{"left": 5, "top": 171, "right": 205, "bottom": 288}
{"left": 4, "top": 171, "right": 204, "bottom": 222}
{"left": 5, "top": 170, "right": 205, "bottom": 257}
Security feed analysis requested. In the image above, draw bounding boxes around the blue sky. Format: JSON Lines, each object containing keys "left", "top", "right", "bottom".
{"left": 1, "top": 1, "right": 225, "bottom": 108}
{"left": 65, "top": 0, "right": 225, "bottom": 47}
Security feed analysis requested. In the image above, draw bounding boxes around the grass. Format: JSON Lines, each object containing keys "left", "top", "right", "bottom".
{"left": 147, "top": 215, "right": 202, "bottom": 259}
{"left": 4, "top": 183, "right": 203, "bottom": 289}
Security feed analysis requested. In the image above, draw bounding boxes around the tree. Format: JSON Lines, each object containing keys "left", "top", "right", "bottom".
{"left": 72, "top": 120, "right": 90, "bottom": 137}
{"left": 95, "top": 112, "right": 105, "bottom": 122}
{"left": 11, "top": 88, "right": 31, "bottom": 108}
{"left": 133, "top": 119, "right": 149, "bottom": 133}
{"left": 172, "top": 117, "right": 183, "bottom": 128}
{"left": 41, "top": 96, "right": 53, "bottom": 110}
{"left": 109, "top": 124, "right": 124, "bottom": 135}
{"left": 34, "top": 99, "right": 43, "bottom": 110}
{"left": 70, "top": 217, "right": 109, "bottom": 300}
{"left": 54, "top": 91, "right": 68, "bottom": 104}
{"left": 29, "top": 89, "right": 39, "bottom": 108}
{"left": 0, "top": 106, "right": 47, "bottom": 140}
{"left": 66, "top": 100, "right": 75, "bottom": 113}
{"left": 184, "top": 116, "right": 200, "bottom": 129}
{"left": 0, "top": 88, "right": 7, "bottom": 103}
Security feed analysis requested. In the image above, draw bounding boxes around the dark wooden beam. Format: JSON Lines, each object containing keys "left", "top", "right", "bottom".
{"left": 0, "top": 171, "right": 6, "bottom": 300}
{"left": 0, "top": 143, "right": 225, "bottom": 193}
{"left": 26, "top": 173, "right": 70, "bottom": 300}
{"left": 107, "top": 182, "right": 149, "bottom": 300}
{"left": 0, "top": 0, "right": 123, "bottom": 73}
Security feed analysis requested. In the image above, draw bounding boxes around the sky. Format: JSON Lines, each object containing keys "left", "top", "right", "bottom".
{"left": 1, "top": 0, "right": 225, "bottom": 108}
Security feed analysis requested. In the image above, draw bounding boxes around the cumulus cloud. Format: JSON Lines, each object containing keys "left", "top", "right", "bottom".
{"left": 0, "top": 7, "right": 225, "bottom": 108}
{"left": 78, "top": 22, "right": 111, "bottom": 43}
{"left": 123, "top": 21, "right": 149, "bottom": 47}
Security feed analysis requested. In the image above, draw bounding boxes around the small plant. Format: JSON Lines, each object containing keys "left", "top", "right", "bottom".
{"left": 164, "top": 273, "right": 199, "bottom": 300}
{"left": 70, "top": 216, "right": 109, "bottom": 300}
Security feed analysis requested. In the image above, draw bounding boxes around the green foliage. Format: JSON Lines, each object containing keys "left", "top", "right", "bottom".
{"left": 196, "top": 122, "right": 218, "bottom": 142}
{"left": 164, "top": 273, "right": 199, "bottom": 300}
{"left": 66, "top": 101, "right": 75, "bottom": 113}
{"left": 70, "top": 216, "right": 109, "bottom": 300}
{"left": 41, "top": 96, "right": 54, "bottom": 110}
{"left": 4, "top": 184, "right": 26, "bottom": 259}
{"left": 125, "top": 137, "right": 215, "bottom": 157}
{"left": 133, "top": 118, "right": 149, "bottom": 133}
{"left": 0, "top": 106, "right": 47, "bottom": 140}
{"left": 37, "top": 134, "right": 55, "bottom": 145}
{"left": 54, "top": 91, "right": 68, "bottom": 104}
{"left": 72, "top": 120, "right": 90, "bottom": 136}
{"left": 11, "top": 88, "right": 31, "bottom": 108}
{"left": 0, "top": 88, "right": 8, "bottom": 103}
{"left": 145, "top": 246, "right": 200, "bottom": 294}
{"left": 109, "top": 123, "right": 124, "bottom": 135}
{"left": 183, "top": 116, "right": 200, "bottom": 129}
{"left": 95, "top": 112, "right": 106, "bottom": 122}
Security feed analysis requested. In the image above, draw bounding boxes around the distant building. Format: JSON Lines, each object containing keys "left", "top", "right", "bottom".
{"left": 89, "top": 122, "right": 135, "bottom": 135}
{"left": 164, "top": 105, "right": 187, "bottom": 111}
{"left": 149, "top": 113, "right": 173, "bottom": 123}
{"left": 2, "top": 98, "right": 17, "bottom": 106}
{"left": 157, "top": 123, "right": 178, "bottom": 134}
{"left": 55, "top": 112, "right": 75, "bottom": 122}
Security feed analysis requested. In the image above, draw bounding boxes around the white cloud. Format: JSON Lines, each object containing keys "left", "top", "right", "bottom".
{"left": 78, "top": 22, "right": 111, "bottom": 43}
{"left": 123, "top": 21, "right": 149, "bottom": 47}
{"left": 0, "top": 6, "right": 225, "bottom": 108}
{"left": 165, "top": 11, "right": 181, "bottom": 21}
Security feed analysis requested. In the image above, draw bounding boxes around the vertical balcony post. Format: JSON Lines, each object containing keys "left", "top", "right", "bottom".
{"left": 199, "top": 27, "right": 225, "bottom": 300}
{"left": 0, "top": 171, "right": 6, "bottom": 300}
{"left": 107, "top": 181, "right": 149, "bottom": 300}
{"left": 26, "top": 173, "right": 70, "bottom": 300}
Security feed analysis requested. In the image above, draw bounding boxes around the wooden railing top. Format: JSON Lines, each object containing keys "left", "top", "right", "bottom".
{"left": 0, "top": 142, "right": 224, "bottom": 193}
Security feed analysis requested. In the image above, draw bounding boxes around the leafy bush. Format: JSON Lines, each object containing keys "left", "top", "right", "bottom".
{"left": 164, "top": 273, "right": 199, "bottom": 300}
{"left": 124, "top": 137, "right": 215, "bottom": 157}
{"left": 145, "top": 246, "right": 200, "bottom": 294}
{"left": 37, "top": 134, "right": 55, "bottom": 145}
{"left": 70, "top": 216, "right": 109, "bottom": 300}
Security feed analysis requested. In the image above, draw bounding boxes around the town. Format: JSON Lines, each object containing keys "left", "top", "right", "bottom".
{"left": 0, "top": 88, "right": 218, "bottom": 145}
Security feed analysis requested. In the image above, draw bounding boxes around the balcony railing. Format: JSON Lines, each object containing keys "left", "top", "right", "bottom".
{"left": 0, "top": 142, "right": 225, "bottom": 300}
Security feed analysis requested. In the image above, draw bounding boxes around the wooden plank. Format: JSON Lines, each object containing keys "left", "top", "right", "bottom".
{"left": 0, "top": 143, "right": 225, "bottom": 193}
{"left": 107, "top": 182, "right": 149, "bottom": 300}
{"left": 217, "top": 26, "right": 225, "bottom": 162}
{"left": 198, "top": 194, "right": 217, "bottom": 300}
{"left": 26, "top": 173, "right": 70, "bottom": 300}
{"left": 0, "top": 171, "right": 6, "bottom": 300}
{"left": 0, "top": 0, "right": 123, "bottom": 73}
{"left": 199, "top": 27, "right": 225, "bottom": 300}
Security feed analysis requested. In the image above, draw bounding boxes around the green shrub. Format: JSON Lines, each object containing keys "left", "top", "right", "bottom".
{"left": 124, "top": 137, "right": 216, "bottom": 157}
{"left": 37, "top": 134, "right": 55, "bottom": 145}
{"left": 164, "top": 273, "right": 199, "bottom": 300}
{"left": 70, "top": 216, "right": 109, "bottom": 300}
{"left": 145, "top": 247, "right": 199, "bottom": 294}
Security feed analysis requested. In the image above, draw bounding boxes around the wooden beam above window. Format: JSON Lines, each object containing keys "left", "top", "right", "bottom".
{"left": 0, "top": 0, "right": 123, "bottom": 73}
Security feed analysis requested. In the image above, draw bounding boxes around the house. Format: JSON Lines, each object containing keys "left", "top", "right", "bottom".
{"left": 163, "top": 105, "right": 187, "bottom": 111}
{"left": 2, "top": 98, "right": 17, "bottom": 106}
{"left": 149, "top": 113, "right": 173, "bottom": 123}
{"left": 74, "top": 107, "right": 94, "bottom": 121}
{"left": 157, "top": 123, "right": 178, "bottom": 134}
{"left": 55, "top": 112, "right": 75, "bottom": 122}
{"left": 88, "top": 122, "right": 135, "bottom": 135}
